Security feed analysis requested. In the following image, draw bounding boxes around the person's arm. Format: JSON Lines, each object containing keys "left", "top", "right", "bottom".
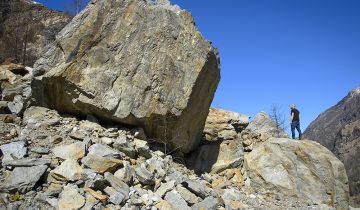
{"left": 291, "top": 112, "right": 294, "bottom": 123}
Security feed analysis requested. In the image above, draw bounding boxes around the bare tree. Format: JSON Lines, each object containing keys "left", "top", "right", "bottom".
{"left": 269, "top": 104, "right": 287, "bottom": 138}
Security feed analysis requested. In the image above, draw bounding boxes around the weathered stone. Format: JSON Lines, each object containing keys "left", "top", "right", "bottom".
{"left": 133, "top": 139, "right": 151, "bottom": 158}
{"left": 88, "top": 143, "right": 122, "bottom": 158}
{"left": 101, "top": 137, "right": 113, "bottom": 145}
{"left": 155, "top": 200, "right": 174, "bottom": 210}
{"left": 7, "top": 95, "right": 24, "bottom": 114}
{"left": 104, "top": 172, "right": 130, "bottom": 194}
{"left": 79, "top": 120, "right": 103, "bottom": 133}
{"left": 23, "top": 106, "right": 61, "bottom": 127}
{"left": 69, "top": 129, "right": 86, "bottom": 140}
{"left": 33, "top": 0, "right": 220, "bottom": 154}
{"left": 0, "top": 165, "right": 48, "bottom": 193}
{"left": 203, "top": 108, "right": 249, "bottom": 141}
{"left": 155, "top": 180, "right": 176, "bottom": 198}
{"left": 45, "top": 183, "right": 63, "bottom": 197}
{"left": 84, "top": 187, "right": 108, "bottom": 202}
{"left": 146, "top": 156, "right": 167, "bottom": 178}
{"left": 58, "top": 185, "right": 85, "bottom": 210}
{"left": 135, "top": 166, "right": 155, "bottom": 185}
{"left": 52, "top": 142, "right": 86, "bottom": 160}
{"left": 0, "top": 69, "right": 16, "bottom": 84}
{"left": 182, "top": 179, "right": 212, "bottom": 199}
{"left": 113, "top": 136, "right": 136, "bottom": 159}
{"left": 81, "top": 154, "right": 122, "bottom": 174}
{"left": 244, "top": 138, "right": 349, "bottom": 209}
{"left": 109, "top": 192, "right": 126, "bottom": 205}
{"left": 30, "top": 147, "right": 50, "bottom": 154}
{"left": 176, "top": 185, "right": 200, "bottom": 205}
{"left": 51, "top": 159, "right": 83, "bottom": 181}
{"left": 211, "top": 176, "right": 230, "bottom": 189}
{"left": 2, "top": 158, "right": 51, "bottom": 167}
{"left": 191, "top": 196, "right": 218, "bottom": 210}
{"left": 221, "top": 188, "right": 242, "bottom": 210}
{"left": 0, "top": 141, "right": 27, "bottom": 162}
{"left": 114, "top": 161, "right": 135, "bottom": 184}
{"left": 1, "top": 81, "right": 21, "bottom": 102}
{"left": 103, "top": 186, "right": 117, "bottom": 197}
{"left": 245, "top": 112, "right": 288, "bottom": 138}
{"left": 81, "top": 192, "right": 100, "bottom": 210}
{"left": 164, "top": 191, "right": 190, "bottom": 210}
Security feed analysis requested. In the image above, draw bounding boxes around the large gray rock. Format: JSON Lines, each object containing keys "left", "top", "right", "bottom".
{"left": 244, "top": 138, "right": 349, "bottom": 209}
{"left": 0, "top": 165, "right": 48, "bottom": 193}
{"left": 304, "top": 86, "right": 360, "bottom": 206}
{"left": 33, "top": 0, "right": 220, "bottom": 154}
{"left": 245, "top": 111, "right": 288, "bottom": 138}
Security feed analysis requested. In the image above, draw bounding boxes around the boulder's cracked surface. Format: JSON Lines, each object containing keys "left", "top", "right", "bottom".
{"left": 33, "top": 0, "right": 220, "bottom": 154}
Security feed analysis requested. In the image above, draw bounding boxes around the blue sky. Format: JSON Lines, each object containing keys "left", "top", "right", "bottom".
{"left": 36, "top": 0, "right": 360, "bottom": 133}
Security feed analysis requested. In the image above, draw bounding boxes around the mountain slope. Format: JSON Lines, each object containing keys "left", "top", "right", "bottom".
{"left": 0, "top": 0, "right": 71, "bottom": 66}
{"left": 304, "top": 86, "right": 360, "bottom": 206}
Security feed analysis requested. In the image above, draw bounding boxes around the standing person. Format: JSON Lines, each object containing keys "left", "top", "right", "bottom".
{"left": 290, "top": 104, "right": 302, "bottom": 140}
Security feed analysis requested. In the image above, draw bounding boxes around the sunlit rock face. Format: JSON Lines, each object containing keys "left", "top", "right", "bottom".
{"left": 244, "top": 138, "right": 349, "bottom": 209}
{"left": 33, "top": 0, "right": 220, "bottom": 154}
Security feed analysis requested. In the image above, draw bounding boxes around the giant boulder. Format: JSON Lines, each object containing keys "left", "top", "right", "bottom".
{"left": 32, "top": 0, "right": 220, "bottom": 153}
{"left": 244, "top": 138, "right": 349, "bottom": 209}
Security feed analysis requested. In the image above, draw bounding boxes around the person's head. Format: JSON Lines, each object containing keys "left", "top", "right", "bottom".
{"left": 290, "top": 104, "right": 296, "bottom": 110}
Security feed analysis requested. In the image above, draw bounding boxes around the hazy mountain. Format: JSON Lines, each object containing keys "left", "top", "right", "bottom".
{"left": 304, "top": 86, "right": 360, "bottom": 206}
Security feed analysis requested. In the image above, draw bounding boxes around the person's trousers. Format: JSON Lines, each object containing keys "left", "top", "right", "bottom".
{"left": 291, "top": 121, "right": 302, "bottom": 139}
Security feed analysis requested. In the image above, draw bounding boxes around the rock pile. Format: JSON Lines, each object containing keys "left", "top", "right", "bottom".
{"left": 0, "top": 61, "right": 33, "bottom": 115}
{"left": 0, "top": 107, "right": 350, "bottom": 209}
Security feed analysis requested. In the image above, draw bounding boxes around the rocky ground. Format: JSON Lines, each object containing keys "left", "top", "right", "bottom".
{"left": 0, "top": 107, "right": 342, "bottom": 210}
{"left": 0, "top": 0, "right": 354, "bottom": 209}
